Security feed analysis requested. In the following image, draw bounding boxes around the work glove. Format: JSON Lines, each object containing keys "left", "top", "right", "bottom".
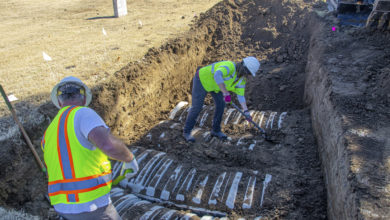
{"left": 120, "top": 158, "right": 139, "bottom": 180}
{"left": 243, "top": 110, "right": 252, "bottom": 122}
{"left": 223, "top": 93, "right": 231, "bottom": 103}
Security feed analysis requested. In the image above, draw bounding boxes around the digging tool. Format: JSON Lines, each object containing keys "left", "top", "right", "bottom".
{"left": 230, "top": 102, "right": 267, "bottom": 136}
{"left": 0, "top": 85, "right": 47, "bottom": 173}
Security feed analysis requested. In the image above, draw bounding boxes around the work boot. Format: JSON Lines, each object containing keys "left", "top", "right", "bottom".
{"left": 183, "top": 133, "right": 195, "bottom": 142}
{"left": 211, "top": 131, "right": 227, "bottom": 140}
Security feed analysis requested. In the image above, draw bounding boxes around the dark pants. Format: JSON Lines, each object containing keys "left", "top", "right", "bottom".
{"left": 183, "top": 72, "right": 225, "bottom": 134}
{"left": 59, "top": 203, "right": 121, "bottom": 220}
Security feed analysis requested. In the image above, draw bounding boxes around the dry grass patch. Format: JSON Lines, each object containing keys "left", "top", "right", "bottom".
{"left": 0, "top": 0, "right": 220, "bottom": 117}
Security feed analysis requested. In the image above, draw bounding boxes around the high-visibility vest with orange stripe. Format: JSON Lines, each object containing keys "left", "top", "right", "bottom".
{"left": 41, "top": 106, "right": 112, "bottom": 205}
{"left": 198, "top": 61, "right": 246, "bottom": 96}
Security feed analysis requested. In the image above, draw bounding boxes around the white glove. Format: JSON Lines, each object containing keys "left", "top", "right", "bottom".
{"left": 120, "top": 158, "right": 139, "bottom": 180}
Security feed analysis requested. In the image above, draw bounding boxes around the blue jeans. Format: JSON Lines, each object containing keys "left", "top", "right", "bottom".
{"left": 183, "top": 72, "right": 225, "bottom": 134}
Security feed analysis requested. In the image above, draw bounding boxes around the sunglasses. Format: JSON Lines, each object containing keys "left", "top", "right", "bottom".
{"left": 57, "top": 83, "right": 85, "bottom": 96}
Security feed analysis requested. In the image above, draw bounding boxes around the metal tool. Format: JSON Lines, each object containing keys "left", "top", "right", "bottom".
{"left": 229, "top": 102, "right": 279, "bottom": 143}
{"left": 0, "top": 85, "right": 47, "bottom": 173}
{"left": 230, "top": 102, "right": 266, "bottom": 134}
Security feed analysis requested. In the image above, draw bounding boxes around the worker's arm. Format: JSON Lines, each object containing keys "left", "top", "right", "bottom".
{"left": 88, "top": 126, "right": 134, "bottom": 163}
{"left": 237, "top": 95, "right": 248, "bottom": 111}
{"left": 238, "top": 95, "right": 252, "bottom": 121}
{"left": 214, "top": 70, "right": 229, "bottom": 95}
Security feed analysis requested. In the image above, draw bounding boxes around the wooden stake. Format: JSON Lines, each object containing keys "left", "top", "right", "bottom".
{"left": 0, "top": 85, "right": 47, "bottom": 173}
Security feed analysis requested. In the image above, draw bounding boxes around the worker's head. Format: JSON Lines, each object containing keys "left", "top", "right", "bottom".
{"left": 51, "top": 76, "right": 92, "bottom": 109}
{"left": 240, "top": 56, "right": 260, "bottom": 77}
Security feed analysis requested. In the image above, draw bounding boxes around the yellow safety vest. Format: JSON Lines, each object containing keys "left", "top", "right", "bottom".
{"left": 41, "top": 106, "right": 112, "bottom": 205}
{"left": 198, "top": 61, "right": 246, "bottom": 96}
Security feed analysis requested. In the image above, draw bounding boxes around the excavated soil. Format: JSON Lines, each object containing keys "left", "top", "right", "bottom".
{"left": 0, "top": 0, "right": 389, "bottom": 219}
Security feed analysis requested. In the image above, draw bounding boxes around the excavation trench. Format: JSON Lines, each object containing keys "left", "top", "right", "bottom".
{"left": 107, "top": 102, "right": 322, "bottom": 219}
{"left": 82, "top": 0, "right": 327, "bottom": 219}
{"left": 0, "top": 0, "right": 327, "bottom": 219}
{"left": 2, "top": 0, "right": 389, "bottom": 219}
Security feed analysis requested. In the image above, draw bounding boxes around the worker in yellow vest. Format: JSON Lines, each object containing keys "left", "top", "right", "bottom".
{"left": 183, "top": 56, "right": 260, "bottom": 142}
{"left": 41, "top": 76, "right": 138, "bottom": 220}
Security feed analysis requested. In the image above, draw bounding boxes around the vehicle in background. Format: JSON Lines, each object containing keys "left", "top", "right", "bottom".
{"left": 327, "top": 0, "right": 390, "bottom": 29}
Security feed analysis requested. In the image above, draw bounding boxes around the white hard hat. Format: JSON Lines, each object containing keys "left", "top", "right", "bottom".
{"left": 243, "top": 56, "right": 260, "bottom": 77}
{"left": 51, "top": 76, "right": 92, "bottom": 109}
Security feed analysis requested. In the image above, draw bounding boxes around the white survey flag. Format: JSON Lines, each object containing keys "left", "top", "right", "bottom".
{"left": 138, "top": 20, "right": 143, "bottom": 28}
{"left": 8, "top": 94, "right": 18, "bottom": 102}
{"left": 42, "top": 52, "right": 52, "bottom": 61}
{"left": 102, "top": 28, "right": 107, "bottom": 36}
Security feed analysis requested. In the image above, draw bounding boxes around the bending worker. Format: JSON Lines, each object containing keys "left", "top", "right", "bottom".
{"left": 41, "top": 76, "right": 139, "bottom": 220}
{"left": 183, "top": 56, "right": 260, "bottom": 142}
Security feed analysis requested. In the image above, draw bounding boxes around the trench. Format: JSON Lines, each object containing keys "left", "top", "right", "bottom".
{"left": 0, "top": 0, "right": 328, "bottom": 219}
{"left": 4, "top": 0, "right": 388, "bottom": 219}
{"left": 87, "top": 0, "right": 328, "bottom": 219}
{"left": 106, "top": 102, "right": 322, "bottom": 219}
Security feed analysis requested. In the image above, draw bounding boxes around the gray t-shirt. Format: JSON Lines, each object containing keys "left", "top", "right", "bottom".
{"left": 74, "top": 107, "right": 109, "bottom": 150}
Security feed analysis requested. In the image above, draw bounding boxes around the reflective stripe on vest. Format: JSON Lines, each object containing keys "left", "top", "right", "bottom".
{"left": 220, "top": 65, "right": 235, "bottom": 81}
{"left": 44, "top": 106, "right": 112, "bottom": 204}
{"left": 234, "top": 78, "right": 246, "bottom": 89}
{"left": 57, "top": 106, "right": 78, "bottom": 180}
{"left": 199, "top": 61, "right": 246, "bottom": 96}
{"left": 48, "top": 172, "right": 111, "bottom": 195}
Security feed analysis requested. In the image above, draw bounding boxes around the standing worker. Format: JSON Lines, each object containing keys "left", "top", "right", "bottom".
{"left": 183, "top": 56, "right": 261, "bottom": 142}
{"left": 41, "top": 76, "right": 139, "bottom": 220}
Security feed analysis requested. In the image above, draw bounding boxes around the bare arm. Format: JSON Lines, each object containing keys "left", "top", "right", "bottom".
{"left": 237, "top": 95, "right": 248, "bottom": 111}
{"left": 88, "top": 126, "right": 133, "bottom": 162}
{"left": 240, "top": 101, "right": 248, "bottom": 112}
{"left": 218, "top": 83, "right": 229, "bottom": 95}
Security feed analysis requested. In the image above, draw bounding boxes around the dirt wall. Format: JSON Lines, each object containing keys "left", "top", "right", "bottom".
{"left": 305, "top": 25, "right": 390, "bottom": 219}
{"left": 305, "top": 30, "right": 357, "bottom": 219}
{"left": 0, "top": 102, "right": 50, "bottom": 216}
